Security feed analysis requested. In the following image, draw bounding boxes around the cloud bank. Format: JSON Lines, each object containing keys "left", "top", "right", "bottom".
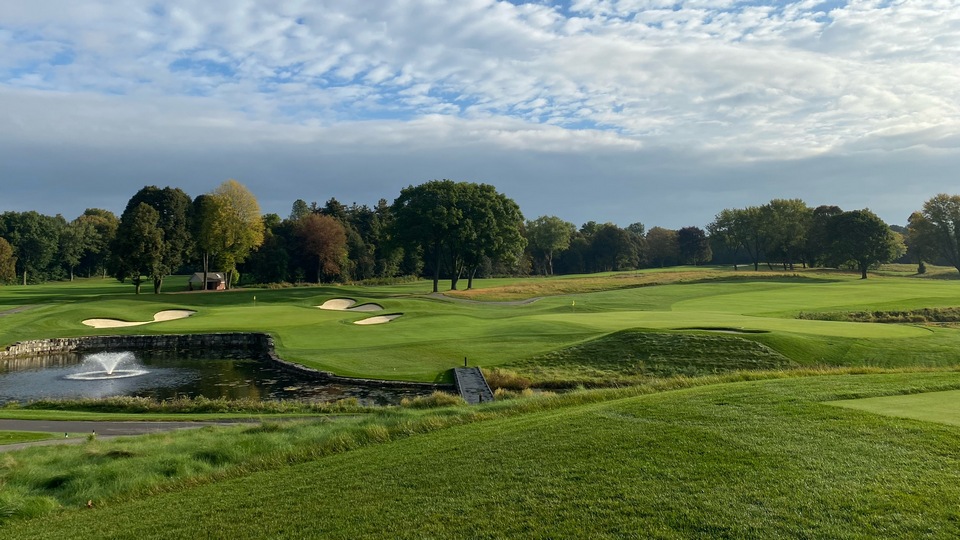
{"left": 1, "top": 0, "right": 958, "bottom": 227}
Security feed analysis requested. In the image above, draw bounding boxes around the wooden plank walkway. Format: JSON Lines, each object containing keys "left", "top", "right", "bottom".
{"left": 453, "top": 367, "right": 495, "bottom": 404}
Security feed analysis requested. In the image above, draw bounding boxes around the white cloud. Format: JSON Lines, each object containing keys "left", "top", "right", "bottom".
{"left": 1, "top": 0, "right": 959, "bottom": 227}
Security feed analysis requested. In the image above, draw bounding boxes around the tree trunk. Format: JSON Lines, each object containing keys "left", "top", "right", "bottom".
{"left": 202, "top": 251, "right": 209, "bottom": 291}
{"left": 70, "top": 268, "right": 74, "bottom": 281}
{"left": 154, "top": 276, "right": 163, "bottom": 294}
{"left": 754, "top": 261, "right": 759, "bottom": 271}
{"left": 432, "top": 241, "right": 441, "bottom": 293}
{"left": 22, "top": 270, "right": 26, "bottom": 286}
{"left": 547, "top": 250, "right": 554, "bottom": 276}
{"left": 861, "top": 263, "right": 868, "bottom": 279}
{"left": 467, "top": 267, "right": 478, "bottom": 289}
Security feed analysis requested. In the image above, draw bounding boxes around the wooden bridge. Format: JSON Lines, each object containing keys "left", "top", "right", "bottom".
{"left": 453, "top": 367, "right": 495, "bottom": 404}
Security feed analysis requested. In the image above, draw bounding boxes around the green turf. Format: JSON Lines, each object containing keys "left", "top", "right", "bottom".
{"left": 7, "top": 371, "right": 960, "bottom": 538}
{"left": 3, "top": 271, "right": 960, "bottom": 383}
{"left": 506, "top": 329, "right": 795, "bottom": 386}
{"left": 0, "top": 431, "right": 56, "bottom": 445}
{"left": 826, "top": 389, "right": 960, "bottom": 427}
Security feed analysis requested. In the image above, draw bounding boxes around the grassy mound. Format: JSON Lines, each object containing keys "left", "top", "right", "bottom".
{"left": 504, "top": 329, "right": 795, "bottom": 387}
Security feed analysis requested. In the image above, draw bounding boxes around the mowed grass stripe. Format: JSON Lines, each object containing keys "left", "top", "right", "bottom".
{"left": 827, "top": 389, "right": 960, "bottom": 427}
{"left": 8, "top": 372, "right": 960, "bottom": 539}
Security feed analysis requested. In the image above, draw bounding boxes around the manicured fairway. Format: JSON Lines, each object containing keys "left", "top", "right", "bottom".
{"left": 7, "top": 371, "right": 960, "bottom": 538}
{"left": 3, "top": 270, "right": 960, "bottom": 382}
{"left": 827, "top": 389, "right": 960, "bottom": 427}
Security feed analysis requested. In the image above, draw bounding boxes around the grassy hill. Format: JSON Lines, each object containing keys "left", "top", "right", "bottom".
{"left": 6, "top": 371, "right": 960, "bottom": 538}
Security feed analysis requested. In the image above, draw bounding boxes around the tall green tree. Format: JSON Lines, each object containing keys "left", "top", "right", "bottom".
{"left": 591, "top": 223, "right": 638, "bottom": 272}
{"left": 390, "top": 180, "right": 464, "bottom": 293}
{"left": 120, "top": 186, "right": 193, "bottom": 293}
{"left": 678, "top": 226, "right": 712, "bottom": 265}
{"left": 708, "top": 207, "right": 766, "bottom": 271}
{"left": 762, "top": 199, "right": 811, "bottom": 270}
{"left": 207, "top": 180, "right": 265, "bottom": 288}
{"left": 295, "top": 214, "right": 347, "bottom": 282}
{"left": 905, "top": 211, "right": 937, "bottom": 274}
{"left": 59, "top": 217, "right": 95, "bottom": 281}
{"left": 75, "top": 209, "right": 119, "bottom": 278}
{"left": 804, "top": 205, "right": 843, "bottom": 268}
{"left": 920, "top": 194, "right": 960, "bottom": 274}
{"left": 456, "top": 183, "right": 526, "bottom": 289}
{"left": 0, "top": 211, "right": 62, "bottom": 285}
{"left": 827, "top": 209, "right": 904, "bottom": 279}
{"left": 526, "top": 216, "right": 575, "bottom": 275}
{"left": 191, "top": 194, "right": 222, "bottom": 290}
{"left": 646, "top": 227, "right": 679, "bottom": 268}
{"left": 0, "top": 238, "right": 16, "bottom": 283}
{"left": 114, "top": 203, "right": 163, "bottom": 294}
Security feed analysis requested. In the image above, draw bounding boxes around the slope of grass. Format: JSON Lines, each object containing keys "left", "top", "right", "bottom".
{"left": 503, "top": 329, "right": 795, "bottom": 387}
{"left": 7, "top": 371, "right": 960, "bottom": 538}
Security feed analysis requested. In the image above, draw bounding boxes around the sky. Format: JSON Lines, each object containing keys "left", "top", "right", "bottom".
{"left": 1, "top": 0, "right": 958, "bottom": 229}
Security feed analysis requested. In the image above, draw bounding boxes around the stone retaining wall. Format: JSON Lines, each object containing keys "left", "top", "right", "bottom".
{"left": 0, "top": 333, "right": 452, "bottom": 391}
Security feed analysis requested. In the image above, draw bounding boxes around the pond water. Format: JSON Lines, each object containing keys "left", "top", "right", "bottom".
{"left": 0, "top": 350, "right": 434, "bottom": 406}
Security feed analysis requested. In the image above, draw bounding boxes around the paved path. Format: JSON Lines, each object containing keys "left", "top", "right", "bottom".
{"left": 453, "top": 367, "right": 495, "bottom": 405}
{"left": 0, "top": 419, "right": 253, "bottom": 453}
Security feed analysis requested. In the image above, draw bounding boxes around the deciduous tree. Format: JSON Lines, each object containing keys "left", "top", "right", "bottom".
{"left": 295, "top": 214, "right": 347, "bottom": 282}
{"left": 526, "top": 216, "right": 575, "bottom": 275}
{"left": 827, "top": 209, "right": 904, "bottom": 279}
{"left": 920, "top": 194, "right": 960, "bottom": 274}
{"left": 678, "top": 226, "right": 712, "bottom": 266}
{"left": 0, "top": 238, "right": 16, "bottom": 283}
{"left": 114, "top": 203, "right": 163, "bottom": 294}
{"left": 208, "top": 180, "right": 265, "bottom": 288}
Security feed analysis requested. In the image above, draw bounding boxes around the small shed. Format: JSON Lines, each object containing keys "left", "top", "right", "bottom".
{"left": 188, "top": 272, "right": 227, "bottom": 291}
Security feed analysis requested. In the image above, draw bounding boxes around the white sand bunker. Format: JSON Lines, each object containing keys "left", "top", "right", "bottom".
{"left": 317, "top": 298, "right": 384, "bottom": 312}
{"left": 82, "top": 310, "right": 196, "bottom": 329}
{"left": 353, "top": 314, "right": 402, "bottom": 325}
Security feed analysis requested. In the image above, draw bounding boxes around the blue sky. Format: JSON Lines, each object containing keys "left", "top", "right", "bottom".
{"left": 1, "top": 0, "right": 958, "bottom": 228}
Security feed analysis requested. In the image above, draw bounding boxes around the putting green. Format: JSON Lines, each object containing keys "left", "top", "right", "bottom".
{"left": 826, "top": 389, "right": 960, "bottom": 427}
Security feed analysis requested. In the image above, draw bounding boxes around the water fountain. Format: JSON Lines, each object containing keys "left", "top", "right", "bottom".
{"left": 64, "top": 351, "right": 150, "bottom": 380}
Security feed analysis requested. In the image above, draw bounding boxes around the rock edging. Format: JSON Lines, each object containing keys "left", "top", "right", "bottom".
{"left": 0, "top": 333, "right": 453, "bottom": 391}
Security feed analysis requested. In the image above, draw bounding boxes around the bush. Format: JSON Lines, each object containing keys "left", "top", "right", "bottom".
{"left": 482, "top": 368, "right": 532, "bottom": 390}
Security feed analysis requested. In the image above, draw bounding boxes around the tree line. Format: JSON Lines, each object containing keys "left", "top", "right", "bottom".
{"left": 3, "top": 181, "right": 960, "bottom": 290}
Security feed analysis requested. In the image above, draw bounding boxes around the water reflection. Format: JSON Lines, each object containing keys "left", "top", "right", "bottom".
{"left": 0, "top": 350, "right": 433, "bottom": 406}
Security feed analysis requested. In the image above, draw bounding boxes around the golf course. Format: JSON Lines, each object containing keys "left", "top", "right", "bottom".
{"left": 3, "top": 265, "right": 960, "bottom": 537}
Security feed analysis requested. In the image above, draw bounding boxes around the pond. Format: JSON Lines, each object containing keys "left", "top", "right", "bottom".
{"left": 0, "top": 349, "right": 434, "bottom": 406}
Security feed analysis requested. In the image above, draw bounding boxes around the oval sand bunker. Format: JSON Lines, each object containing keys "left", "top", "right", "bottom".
{"left": 318, "top": 298, "right": 383, "bottom": 312}
{"left": 353, "top": 314, "right": 402, "bottom": 325}
{"left": 82, "top": 310, "right": 196, "bottom": 329}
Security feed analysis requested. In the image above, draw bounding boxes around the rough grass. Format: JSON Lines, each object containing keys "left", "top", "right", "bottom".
{"left": 8, "top": 370, "right": 960, "bottom": 538}
{"left": 0, "top": 431, "right": 55, "bottom": 445}
{"left": 504, "top": 329, "right": 796, "bottom": 387}
{"left": 798, "top": 306, "right": 960, "bottom": 323}
{"left": 444, "top": 266, "right": 836, "bottom": 302}
{"left": 18, "top": 396, "right": 370, "bottom": 415}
